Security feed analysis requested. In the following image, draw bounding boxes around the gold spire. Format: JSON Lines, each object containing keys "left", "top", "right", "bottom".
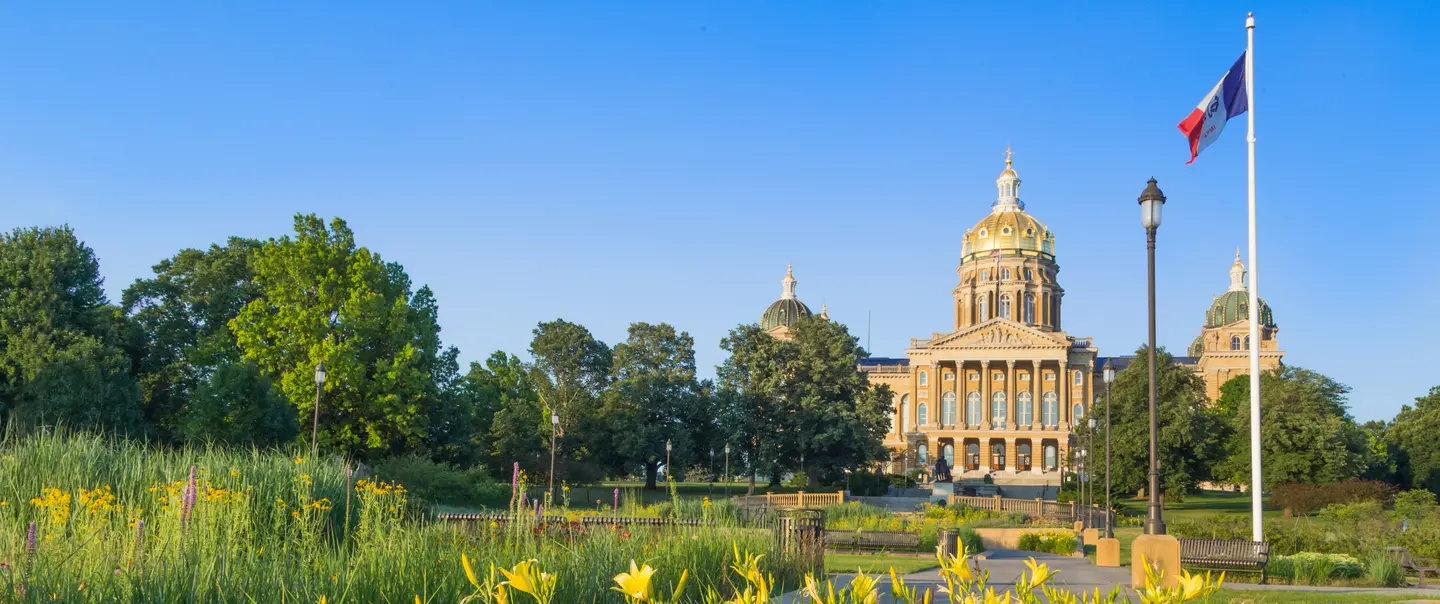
{"left": 1005, "top": 145, "right": 1014, "bottom": 167}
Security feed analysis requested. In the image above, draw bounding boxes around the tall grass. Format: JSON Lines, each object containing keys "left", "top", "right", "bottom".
{"left": 0, "top": 428, "right": 801, "bottom": 602}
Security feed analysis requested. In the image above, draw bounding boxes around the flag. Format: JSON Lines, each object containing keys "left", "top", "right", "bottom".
{"left": 1177, "top": 52, "right": 1249, "bottom": 164}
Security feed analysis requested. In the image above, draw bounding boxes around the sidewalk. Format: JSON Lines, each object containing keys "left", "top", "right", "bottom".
{"left": 780, "top": 549, "right": 1440, "bottom": 603}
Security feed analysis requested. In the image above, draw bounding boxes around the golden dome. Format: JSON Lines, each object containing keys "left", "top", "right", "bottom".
{"left": 963, "top": 211, "right": 1053, "bottom": 258}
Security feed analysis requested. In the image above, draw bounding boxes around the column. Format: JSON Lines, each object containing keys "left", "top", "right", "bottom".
{"left": 1084, "top": 359, "right": 1095, "bottom": 423}
{"left": 1031, "top": 360, "right": 1043, "bottom": 430}
{"left": 951, "top": 361, "right": 961, "bottom": 429}
{"left": 1005, "top": 360, "right": 1017, "bottom": 430}
{"left": 1005, "top": 437, "right": 1017, "bottom": 473}
{"left": 980, "top": 361, "right": 991, "bottom": 430}
{"left": 1059, "top": 360, "right": 1071, "bottom": 431}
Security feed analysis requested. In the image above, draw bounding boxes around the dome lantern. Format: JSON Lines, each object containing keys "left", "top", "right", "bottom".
{"left": 760, "top": 264, "right": 813, "bottom": 332}
{"left": 993, "top": 147, "right": 1025, "bottom": 212}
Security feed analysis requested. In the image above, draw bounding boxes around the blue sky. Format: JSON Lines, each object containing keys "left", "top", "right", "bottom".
{"left": 2, "top": 2, "right": 1435, "bottom": 421}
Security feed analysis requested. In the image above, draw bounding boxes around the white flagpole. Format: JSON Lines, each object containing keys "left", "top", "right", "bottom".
{"left": 1245, "top": 11, "right": 1264, "bottom": 543}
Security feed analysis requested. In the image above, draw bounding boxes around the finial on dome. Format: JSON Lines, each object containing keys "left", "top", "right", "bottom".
{"left": 781, "top": 264, "right": 798, "bottom": 300}
{"left": 819, "top": 303, "right": 829, "bottom": 320}
{"left": 993, "top": 147, "right": 1024, "bottom": 212}
{"left": 1005, "top": 145, "right": 1014, "bottom": 167}
{"left": 1229, "top": 250, "right": 1247, "bottom": 292}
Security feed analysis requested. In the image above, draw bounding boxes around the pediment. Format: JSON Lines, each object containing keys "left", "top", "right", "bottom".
{"left": 925, "top": 319, "right": 1068, "bottom": 350}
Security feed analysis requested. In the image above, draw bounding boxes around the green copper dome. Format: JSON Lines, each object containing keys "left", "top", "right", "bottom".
{"left": 761, "top": 298, "right": 812, "bottom": 331}
{"left": 1188, "top": 334, "right": 1206, "bottom": 357}
{"left": 1205, "top": 290, "right": 1276, "bottom": 329}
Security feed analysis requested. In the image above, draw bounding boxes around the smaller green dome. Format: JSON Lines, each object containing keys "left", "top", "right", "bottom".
{"left": 761, "top": 298, "right": 812, "bottom": 331}
{"left": 1205, "top": 290, "right": 1276, "bottom": 329}
{"left": 1188, "top": 334, "right": 1206, "bottom": 357}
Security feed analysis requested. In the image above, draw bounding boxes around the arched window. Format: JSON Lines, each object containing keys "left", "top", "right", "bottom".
{"left": 1018, "top": 442, "right": 1032, "bottom": 470}
{"left": 999, "top": 294, "right": 1012, "bottom": 319}
{"left": 979, "top": 270, "right": 989, "bottom": 282}
{"left": 1073, "top": 403, "right": 1084, "bottom": 422}
{"left": 1244, "top": 336, "right": 1251, "bottom": 350}
{"left": 918, "top": 443, "right": 929, "bottom": 464}
{"left": 919, "top": 371, "right": 928, "bottom": 386}
{"left": 966, "top": 392, "right": 982, "bottom": 427}
{"left": 1044, "top": 445, "right": 1058, "bottom": 471}
{"left": 1018, "top": 392, "right": 1033, "bottom": 426}
{"left": 1002, "top": 268, "right": 1011, "bottom": 280}
{"left": 943, "top": 444, "right": 956, "bottom": 469}
{"left": 917, "top": 403, "right": 928, "bottom": 426}
{"left": 966, "top": 443, "right": 979, "bottom": 470}
{"left": 1073, "top": 370, "right": 1083, "bottom": 386}
{"left": 898, "top": 395, "right": 909, "bottom": 433}
{"left": 942, "top": 392, "right": 957, "bottom": 426}
{"left": 1231, "top": 336, "right": 1241, "bottom": 351}
{"left": 991, "top": 391, "right": 1007, "bottom": 426}
{"left": 991, "top": 442, "right": 1006, "bottom": 470}
{"left": 1042, "top": 392, "right": 1059, "bottom": 428}
{"left": 977, "top": 296, "right": 989, "bottom": 321}
{"left": 1024, "top": 294, "right": 1035, "bottom": 324}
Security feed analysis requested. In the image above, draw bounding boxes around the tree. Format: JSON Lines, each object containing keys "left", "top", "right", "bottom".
{"left": 463, "top": 351, "right": 542, "bottom": 475}
{"left": 122, "top": 238, "right": 296, "bottom": 446}
{"left": 527, "top": 319, "right": 610, "bottom": 477}
{"left": 1388, "top": 386, "right": 1440, "bottom": 494}
{"left": 1214, "top": 367, "right": 1371, "bottom": 489}
{"left": 1089, "top": 345, "right": 1227, "bottom": 498}
{"left": 230, "top": 214, "right": 458, "bottom": 459}
{"left": 716, "top": 317, "right": 891, "bottom": 491}
{"left": 601, "top": 322, "right": 702, "bottom": 489}
{"left": 0, "top": 226, "right": 143, "bottom": 431}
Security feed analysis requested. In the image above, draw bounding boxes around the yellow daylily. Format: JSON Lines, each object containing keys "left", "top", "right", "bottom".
{"left": 612, "top": 560, "right": 657, "bottom": 601}
{"left": 462, "top": 554, "right": 481, "bottom": 590}
{"left": 498, "top": 559, "right": 556, "bottom": 604}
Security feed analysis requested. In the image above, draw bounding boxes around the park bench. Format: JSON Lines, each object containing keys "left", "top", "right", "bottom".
{"left": 1178, "top": 539, "right": 1271, "bottom": 584}
{"left": 824, "top": 530, "right": 920, "bottom": 552}
{"left": 1385, "top": 546, "right": 1438, "bottom": 587}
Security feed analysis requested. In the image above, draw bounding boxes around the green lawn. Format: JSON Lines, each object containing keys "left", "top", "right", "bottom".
{"left": 1200, "top": 589, "right": 1428, "bottom": 603}
{"left": 825, "top": 553, "right": 939, "bottom": 575}
{"left": 1113, "top": 489, "right": 1283, "bottom": 523}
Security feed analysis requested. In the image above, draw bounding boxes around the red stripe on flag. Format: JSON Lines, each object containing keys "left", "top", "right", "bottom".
{"left": 1177, "top": 108, "right": 1206, "bottom": 165}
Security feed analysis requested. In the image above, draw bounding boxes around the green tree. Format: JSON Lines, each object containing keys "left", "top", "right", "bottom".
{"left": 230, "top": 215, "right": 458, "bottom": 459}
{"left": 601, "top": 322, "right": 702, "bottom": 489}
{"left": 463, "top": 351, "right": 542, "bottom": 475}
{"left": 1388, "top": 386, "right": 1440, "bottom": 494}
{"left": 0, "top": 226, "right": 143, "bottom": 431}
{"left": 122, "top": 238, "right": 296, "bottom": 446}
{"left": 1214, "top": 367, "right": 1371, "bottom": 489}
{"left": 1089, "top": 345, "right": 1226, "bottom": 498}
{"left": 716, "top": 317, "right": 891, "bottom": 490}
{"left": 527, "top": 319, "right": 610, "bottom": 479}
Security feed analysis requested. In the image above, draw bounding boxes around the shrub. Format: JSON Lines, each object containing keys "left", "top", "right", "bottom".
{"left": 1270, "top": 480, "right": 1396, "bottom": 516}
{"left": 1169, "top": 516, "right": 1250, "bottom": 540}
{"left": 369, "top": 455, "right": 505, "bottom": 508}
{"left": 1366, "top": 552, "right": 1405, "bottom": 588}
{"left": 1393, "top": 489, "right": 1438, "bottom": 520}
{"left": 1278, "top": 553, "right": 1364, "bottom": 585}
{"left": 1016, "top": 531, "right": 1077, "bottom": 555}
{"left": 785, "top": 471, "right": 808, "bottom": 487}
{"left": 1316, "top": 500, "right": 1384, "bottom": 524}
{"left": 844, "top": 470, "right": 894, "bottom": 496}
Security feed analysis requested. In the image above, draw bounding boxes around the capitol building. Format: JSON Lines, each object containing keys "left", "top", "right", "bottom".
{"left": 755, "top": 152, "right": 1284, "bottom": 485}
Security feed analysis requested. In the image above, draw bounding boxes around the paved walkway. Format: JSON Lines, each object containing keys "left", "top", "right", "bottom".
{"left": 780, "top": 550, "right": 1440, "bottom": 603}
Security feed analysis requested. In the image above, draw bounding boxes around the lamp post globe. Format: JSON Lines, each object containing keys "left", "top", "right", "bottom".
{"left": 1138, "top": 178, "right": 1167, "bottom": 535}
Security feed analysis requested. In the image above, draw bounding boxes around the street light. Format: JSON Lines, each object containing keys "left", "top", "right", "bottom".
{"left": 549, "top": 412, "right": 560, "bottom": 496}
{"left": 1103, "top": 359, "right": 1116, "bottom": 538}
{"left": 311, "top": 361, "right": 326, "bottom": 461}
{"left": 1088, "top": 416, "right": 1097, "bottom": 529}
{"left": 709, "top": 448, "right": 715, "bottom": 496}
{"left": 1078, "top": 448, "right": 1088, "bottom": 528}
{"left": 724, "top": 443, "right": 731, "bottom": 497}
{"left": 1139, "top": 177, "right": 1167, "bottom": 535}
{"left": 665, "top": 439, "right": 673, "bottom": 482}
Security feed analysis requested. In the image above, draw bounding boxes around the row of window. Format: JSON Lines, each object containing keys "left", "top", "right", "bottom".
{"left": 977, "top": 267, "right": 1037, "bottom": 282}
{"left": 916, "top": 369, "right": 1085, "bottom": 387}
{"left": 899, "top": 395, "right": 1085, "bottom": 430}
{"left": 916, "top": 441, "right": 1061, "bottom": 472}
{"left": 974, "top": 293, "right": 1044, "bottom": 324}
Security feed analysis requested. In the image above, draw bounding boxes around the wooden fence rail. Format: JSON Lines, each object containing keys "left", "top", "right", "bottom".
{"left": 437, "top": 513, "right": 713, "bottom": 527}
{"left": 730, "top": 491, "right": 846, "bottom": 509}
{"left": 949, "top": 495, "right": 1111, "bottom": 526}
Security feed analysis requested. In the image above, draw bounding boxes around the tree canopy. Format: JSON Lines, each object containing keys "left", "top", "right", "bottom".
{"left": 1388, "top": 386, "right": 1440, "bottom": 493}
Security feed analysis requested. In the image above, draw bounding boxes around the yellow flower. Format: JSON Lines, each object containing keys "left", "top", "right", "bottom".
{"left": 231, "top": 469, "right": 241, "bottom": 477}
{"left": 611, "top": 560, "right": 656, "bottom": 601}
{"left": 499, "top": 559, "right": 555, "bottom": 603}
{"left": 295, "top": 456, "right": 305, "bottom": 464}
{"left": 462, "top": 554, "right": 482, "bottom": 590}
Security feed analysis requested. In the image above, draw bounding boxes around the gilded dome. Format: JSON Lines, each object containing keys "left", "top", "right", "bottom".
{"left": 761, "top": 298, "right": 812, "bottom": 331}
{"left": 760, "top": 264, "right": 813, "bottom": 331}
{"left": 1205, "top": 290, "right": 1275, "bottom": 329}
{"left": 960, "top": 151, "right": 1056, "bottom": 259}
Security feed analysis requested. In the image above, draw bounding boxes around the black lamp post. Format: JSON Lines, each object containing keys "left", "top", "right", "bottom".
{"left": 709, "top": 448, "right": 715, "bottom": 496}
{"left": 1088, "top": 416, "right": 1097, "bottom": 528}
{"left": 1103, "top": 359, "right": 1116, "bottom": 538}
{"left": 665, "top": 439, "right": 673, "bottom": 482}
{"left": 549, "top": 411, "right": 560, "bottom": 496}
{"left": 1139, "top": 177, "right": 1167, "bottom": 535}
{"left": 723, "top": 443, "right": 731, "bottom": 497}
{"left": 311, "top": 361, "right": 326, "bottom": 461}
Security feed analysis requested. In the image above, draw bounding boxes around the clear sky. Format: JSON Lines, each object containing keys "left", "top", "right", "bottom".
{"left": 2, "top": 2, "right": 1435, "bottom": 422}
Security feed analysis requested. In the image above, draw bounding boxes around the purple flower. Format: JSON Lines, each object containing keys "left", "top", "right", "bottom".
{"left": 182, "top": 465, "right": 197, "bottom": 526}
{"left": 613, "top": 488, "right": 619, "bottom": 511}
{"left": 25, "top": 521, "right": 36, "bottom": 553}
{"left": 512, "top": 462, "right": 520, "bottom": 489}
{"left": 519, "top": 492, "right": 526, "bottom": 509}
{"left": 135, "top": 519, "right": 145, "bottom": 553}
{"left": 535, "top": 500, "right": 543, "bottom": 521}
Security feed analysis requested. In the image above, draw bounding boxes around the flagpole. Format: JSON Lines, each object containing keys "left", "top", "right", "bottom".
{"left": 1245, "top": 11, "right": 1264, "bottom": 544}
